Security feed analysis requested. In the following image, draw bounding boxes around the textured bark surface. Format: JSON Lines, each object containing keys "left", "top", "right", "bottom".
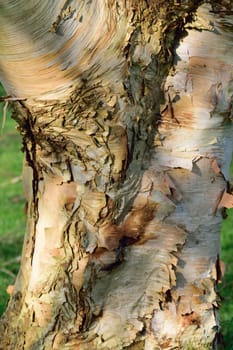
{"left": 0, "top": 1, "right": 233, "bottom": 349}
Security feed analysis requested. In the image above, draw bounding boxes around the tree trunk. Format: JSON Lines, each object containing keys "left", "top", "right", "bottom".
{"left": 0, "top": 1, "right": 233, "bottom": 349}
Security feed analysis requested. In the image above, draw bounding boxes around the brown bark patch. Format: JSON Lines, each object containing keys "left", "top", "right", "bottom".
{"left": 122, "top": 202, "right": 157, "bottom": 239}
{"left": 181, "top": 311, "right": 201, "bottom": 328}
{"left": 218, "top": 190, "right": 233, "bottom": 209}
{"left": 98, "top": 223, "right": 122, "bottom": 250}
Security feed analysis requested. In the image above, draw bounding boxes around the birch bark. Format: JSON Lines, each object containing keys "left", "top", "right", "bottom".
{"left": 0, "top": 1, "right": 232, "bottom": 349}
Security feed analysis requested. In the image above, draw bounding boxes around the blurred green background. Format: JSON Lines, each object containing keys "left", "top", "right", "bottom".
{"left": 0, "top": 84, "right": 232, "bottom": 348}
{"left": 0, "top": 84, "right": 25, "bottom": 318}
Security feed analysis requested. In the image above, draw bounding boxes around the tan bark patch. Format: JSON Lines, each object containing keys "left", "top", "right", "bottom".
{"left": 218, "top": 191, "right": 233, "bottom": 209}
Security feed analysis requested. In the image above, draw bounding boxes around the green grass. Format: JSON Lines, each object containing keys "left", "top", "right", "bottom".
{"left": 0, "top": 85, "right": 232, "bottom": 348}
{"left": 0, "top": 84, "right": 25, "bottom": 314}
{"left": 219, "top": 181, "right": 233, "bottom": 349}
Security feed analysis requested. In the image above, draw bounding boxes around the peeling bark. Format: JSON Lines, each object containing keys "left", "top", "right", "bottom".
{"left": 0, "top": 1, "right": 233, "bottom": 349}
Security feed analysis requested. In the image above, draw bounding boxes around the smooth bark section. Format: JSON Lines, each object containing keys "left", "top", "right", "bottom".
{"left": 0, "top": 1, "right": 232, "bottom": 350}
{"left": 0, "top": 0, "right": 130, "bottom": 98}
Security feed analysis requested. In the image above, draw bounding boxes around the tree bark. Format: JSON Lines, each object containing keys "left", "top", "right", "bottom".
{"left": 0, "top": 1, "right": 233, "bottom": 349}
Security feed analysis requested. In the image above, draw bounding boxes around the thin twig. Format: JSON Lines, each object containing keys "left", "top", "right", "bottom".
{"left": 0, "top": 95, "right": 26, "bottom": 102}
{"left": 0, "top": 256, "right": 21, "bottom": 267}
{"left": 2, "top": 100, "right": 8, "bottom": 129}
{"left": 0, "top": 95, "right": 26, "bottom": 129}
{"left": 0, "top": 267, "right": 16, "bottom": 279}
